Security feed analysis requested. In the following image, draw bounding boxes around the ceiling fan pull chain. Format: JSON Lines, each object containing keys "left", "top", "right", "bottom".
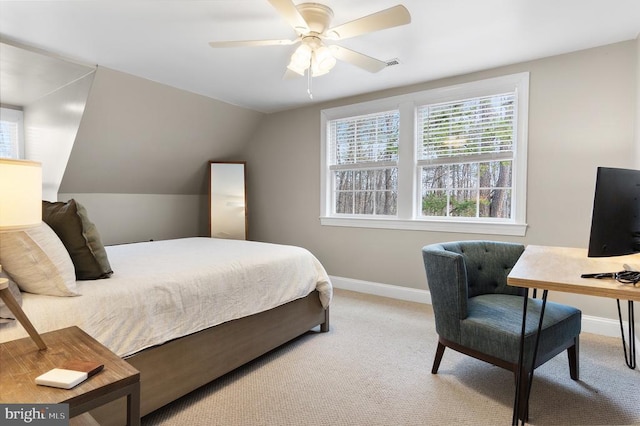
{"left": 307, "top": 60, "right": 313, "bottom": 99}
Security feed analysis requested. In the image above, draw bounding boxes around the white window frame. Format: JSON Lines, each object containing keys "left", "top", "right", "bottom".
{"left": 320, "top": 72, "right": 529, "bottom": 236}
{"left": 0, "top": 107, "right": 25, "bottom": 159}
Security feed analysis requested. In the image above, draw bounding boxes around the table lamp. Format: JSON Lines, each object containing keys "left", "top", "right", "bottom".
{"left": 0, "top": 158, "right": 47, "bottom": 350}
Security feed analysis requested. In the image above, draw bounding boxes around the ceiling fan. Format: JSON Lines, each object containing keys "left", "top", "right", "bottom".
{"left": 209, "top": 0, "right": 411, "bottom": 80}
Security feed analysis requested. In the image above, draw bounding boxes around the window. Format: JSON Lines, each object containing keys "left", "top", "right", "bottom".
{"left": 329, "top": 110, "right": 399, "bottom": 215}
{"left": 0, "top": 107, "right": 24, "bottom": 159}
{"left": 321, "top": 73, "right": 529, "bottom": 236}
{"left": 418, "top": 93, "right": 515, "bottom": 219}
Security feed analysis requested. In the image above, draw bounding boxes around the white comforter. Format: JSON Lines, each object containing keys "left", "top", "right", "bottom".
{"left": 0, "top": 238, "right": 332, "bottom": 357}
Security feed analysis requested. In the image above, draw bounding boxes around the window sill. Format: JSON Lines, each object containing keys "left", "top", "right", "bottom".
{"left": 320, "top": 216, "right": 527, "bottom": 237}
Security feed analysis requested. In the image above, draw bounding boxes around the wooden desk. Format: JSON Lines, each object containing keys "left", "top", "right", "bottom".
{"left": 508, "top": 245, "right": 640, "bottom": 301}
{"left": 0, "top": 326, "right": 140, "bottom": 425}
{"left": 507, "top": 245, "right": 640, "bottom": 425}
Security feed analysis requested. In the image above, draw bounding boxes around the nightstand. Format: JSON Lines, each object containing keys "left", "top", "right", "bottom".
{"left": 0, "top": 326, "right": 140, "bottom": 425}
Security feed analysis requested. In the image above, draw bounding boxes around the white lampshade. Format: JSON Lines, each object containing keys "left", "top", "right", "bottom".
{"left": 0, "top": 159, "right": 42, "bottom": 230}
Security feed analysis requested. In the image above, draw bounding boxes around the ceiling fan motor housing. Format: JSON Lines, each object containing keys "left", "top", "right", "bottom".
{"left": 296, "top": 3, "right": 334, "bottom": 34}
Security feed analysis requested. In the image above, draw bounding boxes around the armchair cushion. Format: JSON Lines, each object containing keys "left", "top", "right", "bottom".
{"left": 463, "top": 294, "right": 581, "bottom": 366}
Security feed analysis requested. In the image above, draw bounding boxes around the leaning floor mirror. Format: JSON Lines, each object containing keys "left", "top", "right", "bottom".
{"left": 208, "top": 161, "right": 247, "bottom": 240}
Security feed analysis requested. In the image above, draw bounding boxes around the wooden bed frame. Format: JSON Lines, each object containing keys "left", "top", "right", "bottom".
{"left": 90, "top": 290, "right": 329, "bottom": 425}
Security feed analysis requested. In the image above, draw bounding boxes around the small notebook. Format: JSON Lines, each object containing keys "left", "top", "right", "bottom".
{"left": 35, "top": 368, "right": 88, "bottom": 389}
{"left": 35, "top": 360, "right": 104, "bottom": 389}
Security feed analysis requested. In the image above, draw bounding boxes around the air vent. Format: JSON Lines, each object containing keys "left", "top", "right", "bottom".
{"left": 386, "top": 58, "right": 400, "bottom": 67}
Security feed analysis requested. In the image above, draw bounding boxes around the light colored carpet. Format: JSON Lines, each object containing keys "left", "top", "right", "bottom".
{"left": 142, "top": 289, "right": 640, "bottom": 425}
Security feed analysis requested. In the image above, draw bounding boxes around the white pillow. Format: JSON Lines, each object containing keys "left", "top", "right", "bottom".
{"left": 0, "top": 222, "right": 79, "bottom": 296}
{"left": 0, "top": 271, "right": 22, "bottom": 323}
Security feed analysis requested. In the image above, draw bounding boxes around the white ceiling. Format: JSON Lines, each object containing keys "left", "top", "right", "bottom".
{"left": 0, "top": 0, "right": 639, "bottom": 113}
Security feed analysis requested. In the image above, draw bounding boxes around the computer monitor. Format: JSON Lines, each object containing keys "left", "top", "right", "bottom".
{"left": 587, "top": 167, "right": 640, "bottom": 257}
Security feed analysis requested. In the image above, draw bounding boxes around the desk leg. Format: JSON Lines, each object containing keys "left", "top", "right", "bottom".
{"left": 617, "top": 300, "right": 636, "bottom": 369}
{"left": 512, "top": 289, "right": 548, "bottom": 426}
{"left": 513, "top": 289, "right": 529, "bottom": 426}
{"left": 524, "top": 290, "right": 548, "bottom": 421}
{"left": 127, "top": 381, "right": 141, "bottom": 426}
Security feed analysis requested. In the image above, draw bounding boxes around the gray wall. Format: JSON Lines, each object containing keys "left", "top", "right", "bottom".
{"left": 241, "top": 40, "right": 639, "bottom": 321}
{"left": 59, "top": 67, "right": 264, "bottom": 244}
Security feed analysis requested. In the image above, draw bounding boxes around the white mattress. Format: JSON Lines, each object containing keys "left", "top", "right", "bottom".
{"left": 0, "top": 238, "right": 332, "bottom": 357}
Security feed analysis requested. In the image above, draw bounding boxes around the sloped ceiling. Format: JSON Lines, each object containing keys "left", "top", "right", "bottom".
{"left": 0, "top": 40, "right": 97, "bottom": 200}
{"left": 0, "top": 42, "right": 263, "bottom": 198}
{"left": 0, "top": 40, "right": 95, "bottom": 107}
{"left": 59, "top": 67, "right": 264, "bottom": 195}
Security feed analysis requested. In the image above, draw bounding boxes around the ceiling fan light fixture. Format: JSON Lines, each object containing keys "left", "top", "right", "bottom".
{"left": 287, "top": 43, "right": 312, "bottom": 75}
{"left": 311, "top": 46, "right": 336, "bottom": 77}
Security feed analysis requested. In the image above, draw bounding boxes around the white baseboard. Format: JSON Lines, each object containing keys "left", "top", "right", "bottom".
{"left": 330, "top": 275, "right": 638, "bottom": 343}
{"left": 331, "top": 276, "right": 432, "bottom": 305}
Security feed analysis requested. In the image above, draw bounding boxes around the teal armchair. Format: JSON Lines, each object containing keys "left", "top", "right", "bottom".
{"left": 422, "top": 241, "right": 581, "bottom": 418}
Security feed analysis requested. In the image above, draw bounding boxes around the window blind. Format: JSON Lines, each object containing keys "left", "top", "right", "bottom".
{"left": 419, "top": 93, "right": 515, "bottom": 161}
{"left": 329, "top": 110, "right": 400, "bottom": 166}
{"left": 0, "top": 119, "right": 19, "bottom": 158}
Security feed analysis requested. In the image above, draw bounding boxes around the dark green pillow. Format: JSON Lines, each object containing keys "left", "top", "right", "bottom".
{"left": 42, "top": 199, "right": 113, "bottom": 280}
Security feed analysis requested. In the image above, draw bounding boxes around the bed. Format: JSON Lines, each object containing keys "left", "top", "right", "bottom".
{"left": 0, "top": 233, "right": 331, "bottom": 425}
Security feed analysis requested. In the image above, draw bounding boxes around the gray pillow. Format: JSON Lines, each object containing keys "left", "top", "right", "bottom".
{"left": 42, "top": 199, "right": 113, "bottom": 280}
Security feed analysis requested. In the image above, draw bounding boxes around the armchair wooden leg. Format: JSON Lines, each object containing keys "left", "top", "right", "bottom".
{"left": 432, "top": 341, "right": 446, "bottom": 374}
{"left": 568, "top": 337, "right": 580, "bottom": 380}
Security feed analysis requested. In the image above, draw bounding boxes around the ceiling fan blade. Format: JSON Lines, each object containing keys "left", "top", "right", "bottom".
{"left": 330, "top": 45, "right": 388, "bottom": 73}
{"left": 267, "top": 0, "right": 310, "bottom": 33}
{"left": 325, "top": 5, "right": 411, "bottom": 40}
{"left": 209, "top": 39, "right": 297, "bottom": 48}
